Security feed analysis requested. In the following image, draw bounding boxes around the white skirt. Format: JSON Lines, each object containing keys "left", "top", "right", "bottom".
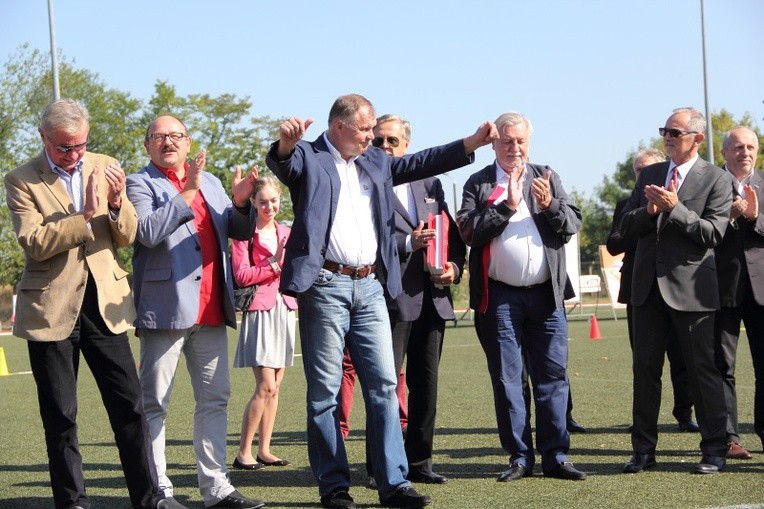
{"left": 233, "top": 297, "right": 295, "bottom": 369}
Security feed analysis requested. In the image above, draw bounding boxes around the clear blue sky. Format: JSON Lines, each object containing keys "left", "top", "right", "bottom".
{"left": 2, "top": 0, "right": 762, "bottom": 203}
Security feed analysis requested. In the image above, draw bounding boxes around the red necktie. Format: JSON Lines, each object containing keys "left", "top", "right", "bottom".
{"left": 658, "top": 167, "right": 678, "bottom": 232}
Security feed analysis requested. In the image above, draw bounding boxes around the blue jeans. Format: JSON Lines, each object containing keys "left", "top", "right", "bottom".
{"left": 297, "top": 269, "right": 410, "bottom": 498}
{"left": 476, "top": 279, "right": 570, "bottom": 474}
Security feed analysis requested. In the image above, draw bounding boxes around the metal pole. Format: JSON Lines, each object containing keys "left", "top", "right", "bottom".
{"left": 440, "top": 172, "right": 459, "bottom": 214}
{"left": 47, "top": 0, "right": 60, "bottom": 100}
{"left": 700, "top": 0, "right": 713, "bottom": 163}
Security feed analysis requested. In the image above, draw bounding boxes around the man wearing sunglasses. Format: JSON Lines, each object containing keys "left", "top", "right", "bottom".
{"left": 607, "top": 149, "right": 699, "bottom": 434}
{"left": 619, "top": 107, "right": 732, "bottom": 475}
{"left": 376, "top": 114, "right": 467, "bottom": 486}
{"left": 5, "top": 99, "right": 187, "bottom": 509}
{"left": 126, "top": 116, "right": 264, "bottom": 509}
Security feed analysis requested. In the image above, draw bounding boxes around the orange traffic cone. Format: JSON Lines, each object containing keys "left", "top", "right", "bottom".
{"left": 589, "top": 315, "right": 601, "bottom": 339}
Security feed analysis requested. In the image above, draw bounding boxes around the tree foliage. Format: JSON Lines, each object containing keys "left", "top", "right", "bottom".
{"left": 0, "top": 45, "right": 283, "bottom": 286}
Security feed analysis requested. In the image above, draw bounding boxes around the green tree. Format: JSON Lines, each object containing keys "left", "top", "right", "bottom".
{"left": 141, "top": 81, "right": 287, "bottom": 218}
{"left": 0, "top": 46, "right": 285, "bottom": 287}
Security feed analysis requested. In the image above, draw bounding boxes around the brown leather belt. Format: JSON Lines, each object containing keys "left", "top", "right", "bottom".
{"left": 323, "top": 260, "right": 376, "bottom": 279}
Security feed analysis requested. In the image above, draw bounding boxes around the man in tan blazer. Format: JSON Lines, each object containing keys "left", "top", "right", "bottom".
{"left": 4, "top": 99, "right": 185, "bottom": 509}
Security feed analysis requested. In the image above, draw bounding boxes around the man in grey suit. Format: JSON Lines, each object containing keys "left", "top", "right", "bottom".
{"left": 715, "top": 126, "right": 763, "bottom": 459}
{"left": 126, "top": 115, "right": 264, "bottom": 509}
{"left": 606, "top": 149, "right": 698, "bottom": 433}
{"left": 619, "top": 107, "right": 731, "bottom": 475}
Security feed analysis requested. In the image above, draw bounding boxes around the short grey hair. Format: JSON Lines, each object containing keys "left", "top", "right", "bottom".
{"left": 494, "top": 111, "right": 533, "bottom": 135}
{"left": 633, "top": 148, "right": 666, "bottom": 171}
{"left": 39, "top": 99, "right": 89, "bottom": 136}
{"left": 375, "top": 114, "right": 411, "bottom": 141}
{"left": 722, "top": 126, "right": 758, "bottom": 150}
{"left": 672, "top": 107, "right": 706, "bottom": 133}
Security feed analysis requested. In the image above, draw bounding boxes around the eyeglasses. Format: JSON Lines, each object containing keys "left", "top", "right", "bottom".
{"left": 372, "top": 136, "right": 400, "bottom": 148}
{"left": 659, "top": 127, "right": 698, "bottom": 138}
{"left": 147, "top": 132, "right": 188, "bottom": 143}
{"left": 52, "top": 141, "right": 88, "bottom": 153}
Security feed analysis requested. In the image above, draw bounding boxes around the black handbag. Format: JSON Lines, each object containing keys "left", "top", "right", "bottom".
{"left": 233, "top": 238, "right": 258, "bottom": 312}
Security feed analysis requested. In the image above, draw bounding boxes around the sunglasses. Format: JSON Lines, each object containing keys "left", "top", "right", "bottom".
{"left": 659, "top": 127, "right": 698, "bottom": 138}
{"left": 372, "top": 136, "right": 400, "bottom": 148}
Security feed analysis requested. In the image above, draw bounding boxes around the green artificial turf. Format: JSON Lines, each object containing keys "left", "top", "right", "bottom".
{"left": 0, "top": 311, "right": 762, "bottom": 509}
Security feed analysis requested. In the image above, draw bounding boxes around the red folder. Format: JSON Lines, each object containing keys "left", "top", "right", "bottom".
{"left": 426, "top": 211, "right": 449, "bottom": 275}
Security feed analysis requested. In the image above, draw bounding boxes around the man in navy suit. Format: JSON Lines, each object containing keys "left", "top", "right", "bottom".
{"left": 127, "top": 116, "right": 264, "bottom": 509}
{"left": 266, "top": 94, "right": 495, "bottom": 509}
{"left": 619, "top": 107, "right": 731, "bottom": 475}
{"left": 715, "top": 126, "right": 763, "bottom": 459}
{"left": 374, "top": 114, "right": 467, "bottom": 485}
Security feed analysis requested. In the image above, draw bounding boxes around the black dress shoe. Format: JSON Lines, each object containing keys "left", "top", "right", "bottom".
{"left": 380, "top": 486, "right": 431, "bottom": 508}
{"left": 232, "top": 457, "right": 264, "bottom": 470}
{"left": 406, "top": 470, "right": 448, "bottom": 484}
{"left": 157, "top": 498, "right": 190, "bottom": 509}
{"left": 692, "top": 455, "right": 725, "bottom": 474}
{"left": 677, "top": 419, "right": 700, "bottom": 432}
{"left": 256, "top": 455, "right": 291, "bottom": 467}
{"left": 320, "top": 488, "right": 356, "bottom": 509}
{"left": 497, "top": 463, "right": 532, "bottom": 482}
{"left": 567, "top": 418, "right": 587, "bottom": 433}
{"left": 366, "top": 476, "right": 378, "bottom": 490}
{"left": 208, "top": 489, "right": 265, "bottom": 509}
{"left": 623, "top": 454, "right": 657, "bottom": 473}
{"left": 546, "top": 461, "right": 586, "bottom": 480}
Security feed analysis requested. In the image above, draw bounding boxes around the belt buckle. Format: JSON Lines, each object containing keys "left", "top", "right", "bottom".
{"left": 351, "top": 266, "right": 363, "bottom": 279}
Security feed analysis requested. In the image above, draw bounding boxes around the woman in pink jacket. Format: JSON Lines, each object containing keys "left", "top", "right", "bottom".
{"left": 231, "top": 176, "right": 297, "bottom": 470}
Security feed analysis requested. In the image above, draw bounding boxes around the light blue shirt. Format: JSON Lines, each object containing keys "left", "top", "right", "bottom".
{"left": 45, "top": 150, "right": 84, "bottom": 211}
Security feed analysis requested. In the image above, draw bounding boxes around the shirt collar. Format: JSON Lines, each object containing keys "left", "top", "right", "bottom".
{"left": 324, "top": 132, "right": 360, "bottom": 165}
{"left": 154, "top": 161, "right": 189, "bottom": 185}
{"left": 668, "top": 154, "right": 699, "bottom": 181}
{"left": 494, "top": 160, "right": 525, "bottom": 186}
{"left": 44, "top": 149, "right": 83, "bottom": 177}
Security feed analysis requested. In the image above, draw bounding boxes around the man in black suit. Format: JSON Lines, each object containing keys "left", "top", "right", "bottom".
{"left": 619, "top": 107, "right": 731, "bottom": 475}
{"left": 715, "top": 126, "right": 763, "bottom": 459}
{"left": 373, "top": 114, "right": 467, "bottom": 485}
{"left": 606, "top": 148, "right": 698, "bottom": 433}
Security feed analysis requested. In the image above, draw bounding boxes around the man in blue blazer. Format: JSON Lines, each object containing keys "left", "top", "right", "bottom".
{"left": 266, "top": 94, "right": 495, "bottom": 509}
{"left": 126, "top": 116, "right": 264, "bottom": 509}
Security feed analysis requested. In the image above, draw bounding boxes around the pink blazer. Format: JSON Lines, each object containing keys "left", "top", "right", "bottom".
{"left": 232, "top": 222, "right": 297, "bottom": 311}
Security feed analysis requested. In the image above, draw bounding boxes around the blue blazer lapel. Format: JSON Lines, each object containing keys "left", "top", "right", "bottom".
{"left": 313, "top": 136, "right": 342, "bottom": 226}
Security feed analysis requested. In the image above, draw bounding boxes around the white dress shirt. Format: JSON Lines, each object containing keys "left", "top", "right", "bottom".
{"left": 488, "top": 162, "right": 551, "bottom": 287}
{"left": 324, "top": 133, "right": 378, "bottom": 266}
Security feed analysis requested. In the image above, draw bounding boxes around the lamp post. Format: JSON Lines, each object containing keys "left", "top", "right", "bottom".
{"left": 439, "top": 172, "right": 459, "bottom": 215}
{"left": 47, "top": 0, "right": 60, "bottom": 100}
{"left": 700, "top": 0, "right": 713, "bottom": 163}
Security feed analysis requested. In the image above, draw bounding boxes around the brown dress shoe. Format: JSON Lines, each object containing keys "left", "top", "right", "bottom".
{"left": 726, "top": 442, "right": 752, "bottom": 460}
